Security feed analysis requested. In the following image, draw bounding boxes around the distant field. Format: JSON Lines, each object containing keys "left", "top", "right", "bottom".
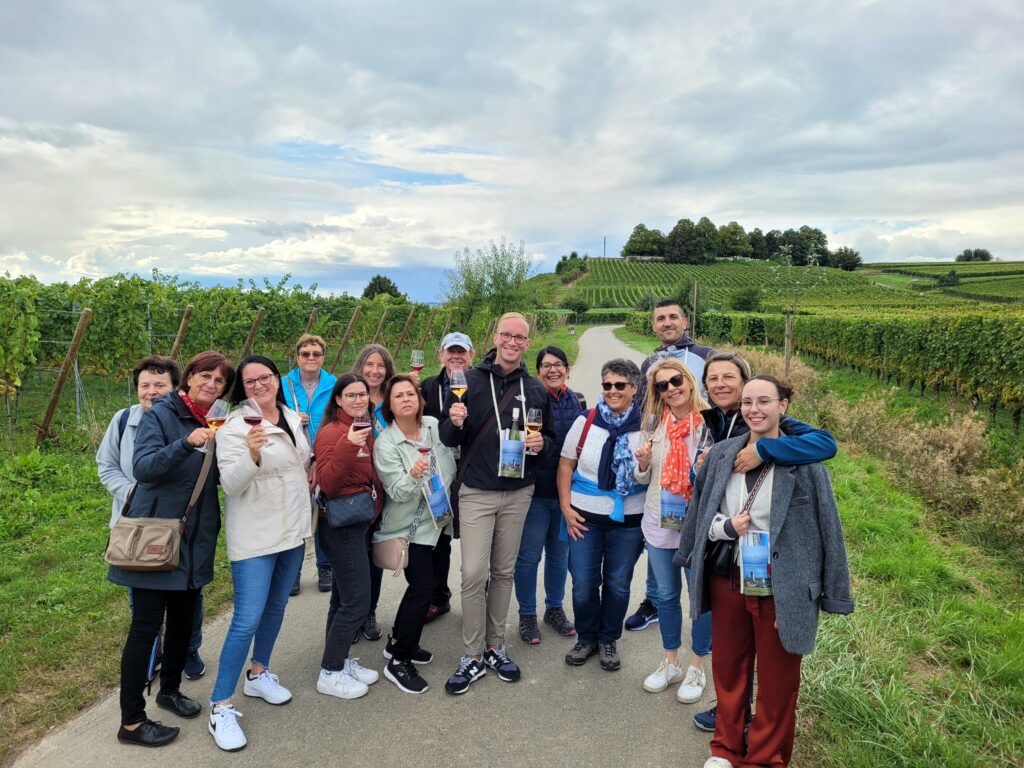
{"left": 567, "top": 258, "right": 966, "bottom": 311}
{"left": 942, "top": 274, "right": 1024, "bottom": 302}
{"left": 865, "top": 261, "right": 1024, "bottom": 278}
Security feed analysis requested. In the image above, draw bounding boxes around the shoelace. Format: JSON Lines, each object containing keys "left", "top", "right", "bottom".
{"left": 490, "top": 646, "right": 512, "bottom": 664}
{"left": 214, "top": 706, "right": 243, "bottom": 725}
{"left": 456, "top": 656, "right": 477, "bottom": 676}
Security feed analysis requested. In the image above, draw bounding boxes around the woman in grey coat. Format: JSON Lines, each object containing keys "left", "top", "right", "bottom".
{"left": 679, "top": 376, "right": 853, "bottom": 768}
{"left": 107, "top": 350, "right": 234, "bottom": 748}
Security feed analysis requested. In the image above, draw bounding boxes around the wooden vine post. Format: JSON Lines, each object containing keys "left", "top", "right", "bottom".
{"left": 371, "top": 308, "right": 390, "bottom": 346}
{"left": 36, "top": 308, "right": 92, "bottom": 446}
{"left": 330, "top": 306, "right": 362, "bottom": 373}
{"left": 438, "top": 313, "right": 453, "bottom": 345}
{"left": 241, "top": 308, "right": 265, "bottom": 358}
{"left": 783, "top": 313, "right": 794, "bottom": 378}
{"left": 392, "top": 307, "right": 417, "bottom": 359}
{"left": 169, "top": 305, "right": 194, "bottom": 360}
{"left": 304, "top": 308, "right": 319, "bottom": 334}
{"left": 416, "top": 307, "right": 438, "bottom": 350}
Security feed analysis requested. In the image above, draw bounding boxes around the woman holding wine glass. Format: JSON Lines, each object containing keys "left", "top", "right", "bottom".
{"left": 205, "top": 356, "right": 312, "bottom": 752}
{"left": 372, "top": 375, "right": 456, "bottom": 694}
{"left": 313, "top": 374, "right": 385, "bottom": 701}
{"left": 632, "top": 359, "right": 711, "bottom": 701}
{"left": 353, "top": 344, "right": 396, "bottom": 438}
{"left": 514, "top": 346, "right": 585, "bottom": 643}
{"left": 107, "top": 350, "right": 234, "bottom": 748}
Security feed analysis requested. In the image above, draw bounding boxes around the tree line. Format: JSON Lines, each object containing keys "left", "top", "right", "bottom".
{"left": 620, "top": 218, "right": 862, "bottom": 271}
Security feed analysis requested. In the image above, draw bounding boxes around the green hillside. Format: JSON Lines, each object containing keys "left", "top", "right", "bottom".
{"left": 862, "top": 261, "right": 1024, "bottom": 278}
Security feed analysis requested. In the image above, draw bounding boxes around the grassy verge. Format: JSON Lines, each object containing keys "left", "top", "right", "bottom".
{"left": 0, "top": 450, "right": 233, "bottom": 764}
{"left": 612, "top": 325, "right": 1024, "bottom": 766}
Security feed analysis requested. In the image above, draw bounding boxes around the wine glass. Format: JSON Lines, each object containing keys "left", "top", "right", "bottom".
{"left": 414, "top": 429, "right": 432, "bottom": 483}
{"left": 352, "top": 409, "right": 373, "bottom": 457}
{"left": 239, "top": 398, "right": 262, "bottom": 429}
{"left": 449, "top": 369, "right": 468, "bottom": 402}
{"left": 641, "top": 413, "right": 661, "bottom": 444}
{"left": 197, "top": 398, "right": 232, "bottom": 453}
{"left": 524, "top": 407, "right": 542, "bottom": 456}
{"left": 410, "top": 349, "right": 425, "bottom": 375}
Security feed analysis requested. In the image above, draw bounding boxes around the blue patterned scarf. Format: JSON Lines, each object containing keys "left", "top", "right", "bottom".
{"left": 593, "top": 399, "right": 640, "bottom": 496}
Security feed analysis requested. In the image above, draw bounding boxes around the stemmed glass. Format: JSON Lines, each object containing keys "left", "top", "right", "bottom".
{"left": 197, "top": 398, "right": 232, "bottom": 453}
{"left": 353, "top": 409, "right": 373, "bottom": 457}
{"left": 449, "top": 369, "right": 468, "bottom": 402}
{"left": 239, "top": 398, "right": 262, "bottom": 429}
{"left": 641, "top": 413, "right": 661, "bottom": 444}
{"left": 414, "top": 429, "right": 432, "bottom": 484}
{"left": 525, "top": 407, "right": 542, "bottom": 456}
{"left": 410, "top": 349, "right": 425, "bottom": 374}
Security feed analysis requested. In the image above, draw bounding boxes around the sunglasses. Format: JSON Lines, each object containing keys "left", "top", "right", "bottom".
{"left": 299, "top": 350, "right": 324, "bottom": 359}
{"left": 654, "top": 374, "right": 686, "bottom": 393}
{"left": 601, "top": 381, "right": 631, "bottom": 392}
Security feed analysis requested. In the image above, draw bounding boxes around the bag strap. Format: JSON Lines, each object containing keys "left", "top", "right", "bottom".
{"left": 575, "top": 408, "right": 597, "bottom": 459}
{"left": 739, "top": 462, "right": 773, "bottom": 516}
{"left": 181, "top": 443, "right": 216, "bottom": 531}
{"left": 117, "top": 407, "right": 131, "bottom": 441}
{"left": 452, "top": 380, "right": 522, "bottom": 491}
{"left": 283, "top": 375, "right": 314, "bottom": 446}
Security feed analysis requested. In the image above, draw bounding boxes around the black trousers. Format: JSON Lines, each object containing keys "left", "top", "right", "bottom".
{"left": 390, "top": 543, "right": 435, "bottom": 660}
{"left": 431, "top": 531, "right": 453, "bottom": 605}
{"left": 366, "top": 533, "right": 383, "bottom": 613}
{"left": 321, "top": 521, "right": 371, "bottom": 670}
{"left": 120, "top": 587, "right": 200, "bottom": 725}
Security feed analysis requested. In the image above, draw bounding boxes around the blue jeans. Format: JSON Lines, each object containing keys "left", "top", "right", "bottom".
{"left": 210, "top": 545, "right": 304, "bottom": 702}
{"left": 568, "top": 522, "right": 644, "bottom": 644}
{"left": 646, "top": 544, "right": 712, "bottom": 655}
{"left": 514, "top": 496, "right": 569, "bottom": 614}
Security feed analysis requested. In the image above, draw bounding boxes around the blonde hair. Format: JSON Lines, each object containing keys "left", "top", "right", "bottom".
{"left": 495, "top": 312, "right": 529, "bottom": 331}
{"left": 643, "top": 358, "right": 709, "bottom": 419}
{"left": 295, "top": 333, "right": 327, "bottom": 357}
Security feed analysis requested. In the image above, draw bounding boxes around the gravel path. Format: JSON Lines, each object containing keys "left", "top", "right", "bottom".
{"left": 14, "top": 326, "right": 712, "bottom": 768}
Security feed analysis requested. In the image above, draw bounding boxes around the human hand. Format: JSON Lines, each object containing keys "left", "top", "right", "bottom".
{"left": 449, "top": 402, "right": 467, "bottom": 428}
{"left": 634, "top": 443, "right": 652, "bottom": 471}
{"left": 187, "top": 428, "right": 214, "bottom": 447}
{"left": 733, "top": 445, "right": 763, "bottom": 473}
{"left": 524, "top": 431, "right": 544, "bottom": 453}
{"left": 731, "top": 511, "right": 751, "bottom": 536}
{"left": 411, "top": 457, "right": 430, "bottom": 480}
{"left": 348, "top": 423, "right": 371, "bottom": 446}
{"left": 562, "top": 507, "right": 588, "bottom": 541}
{"left": 299, "top": 412, "right": 310, "bottom": 427}
{"left": 247, "top": 424, "right": 269, "bottom": 458}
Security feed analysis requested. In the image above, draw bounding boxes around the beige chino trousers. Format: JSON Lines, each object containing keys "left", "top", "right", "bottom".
{"left": 457, "top": 484, "right": 535, "bottom": 657}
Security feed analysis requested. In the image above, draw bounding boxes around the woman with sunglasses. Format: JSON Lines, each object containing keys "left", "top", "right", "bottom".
{"left": 632, "top": 359, "right": 712, "bottom": 702}
{"left": 558, "top": 359, "right": 648, "bottom": 672}
{"left": 686, "top": 351, "right": 839, "bottom": 733}
{"left": 681, "top": 377, "right": 853, "bottom": 768}
{"left": 208, "top": 356, "right": 311, "bottom": 751}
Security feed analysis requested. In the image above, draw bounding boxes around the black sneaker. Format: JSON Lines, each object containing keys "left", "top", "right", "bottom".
{"left": 383, "top": 634, "right": 433, "bottom": 665}
{"left": 445, "top": 656, "right": 487, "bottom": 695}
{"left": 519, "top": 613, "right": 541, "bottom": 644}
{"left": 183, "top": 649, "right": 205, "bottom": 680}
{"left": 598, "top": 640, "right": 620, "bottom": 671}
{"left": 693, "top": 704, "right": 751, "bottom": 732}
{"left": 483, "top": 645, "right": 521, "bottom": 682}
{"left": 117, "top": 719, "right": 180, "bottom": 747}
{"left": 624, "top": 598, "right": 658, "bottom": 631}
{"left": 316, "top": 566, "right": 332, "bottom": 593}
{"left": 543, "top": 606, "right": 577, "bottom": 637}
{"left": 290, "top": 571, "right": 301, "bottom": 597}
{"left": 565, "top": 639, "right": 599, "bottom": 666}
{"left": 362, "top": 610, "right": 383, "bottom": 641}
{"left": 384, "top": 658, "right": 429, "bottom": 694}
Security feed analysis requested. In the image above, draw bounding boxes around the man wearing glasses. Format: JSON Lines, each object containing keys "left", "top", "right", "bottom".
{"left": 439, "top": 313, "right": 555, "bottom": 694}
{"left": 281, "top": 333, "right": 337, "bottom": 595}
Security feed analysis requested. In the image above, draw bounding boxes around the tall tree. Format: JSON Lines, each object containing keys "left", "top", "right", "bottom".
{"left": 693, "top": 217, "right": 720, "bottom": 264}
{"left": 362, "top": 273, "right": 406, "bottom": 300}
{"left": 717, "top": 221, "right": 753, "bottom": 259}
{"left": 621, "top": 223, "right": 666, "bottom": 259}
{"left": 748, "top": 228, "right": 769, "bottom": 260}
{"left": 956, "top": 248, "right": 994, "bottom": 262}
{"left": 664, "top": 218, "right": 699, "bottom": 264}
{"left": 442, "top": 238, "right": 535, "bottom": 329}
{"left": 829, "top": 246, "right": 862, "bottom": 271}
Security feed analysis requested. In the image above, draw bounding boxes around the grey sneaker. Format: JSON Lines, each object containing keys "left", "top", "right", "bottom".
{"left": 543, "top": 606, "right": 577, "bottom": 637}
{"left": 362, "top": 610, "right": 382, "bottom": 641}
{"left": 564, "top": 640, "right": 598, "bottom": 666}
{"left": 518, "top": 613, "right": 541, "bottom": 645}
{"left": 599, "top": 641, "right": 620, "bottom": 671}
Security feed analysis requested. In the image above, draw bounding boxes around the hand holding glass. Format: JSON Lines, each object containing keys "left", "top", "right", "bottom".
{"left": 525, "top": 407, "right": 543, "bottom": 455}
{"left": 353, "top": 410, "right": 373, "bottom": 457}
{"left": 197, "top": 399, "right": 232, "bottom": 453}
{"left": 450, "top": 369, "right": 468, "bottom": 402}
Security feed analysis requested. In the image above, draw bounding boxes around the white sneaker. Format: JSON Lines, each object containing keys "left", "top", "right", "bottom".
{"left": 703, "top": 757, "right": 733, "bottom": 768}
{"left": 208, "top": 704, "right": 246, "bottom": 752}
{"left": 243, "top": 669, "right": 293, "bottom": 705}
{"left": 344, "top": 657, "right": 379, "bottom": 686}
{"left": 643, "top": 659, "right": 685, "bottom": 692}
{"left": 677, "top": 665, "right": 707, "bottom": 703}
{"left": 316, "top": 668, "right": 368, "bottom": 700}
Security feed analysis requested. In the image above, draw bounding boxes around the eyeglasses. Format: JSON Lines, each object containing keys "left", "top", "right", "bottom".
{"left": 740, "top": 397, "right": 780, "bottom": 409}
{"left": 342, "top": 391, "right": 370, "bottom": 400}
{"left": 601, "top": 381, "right": 632, "bottom": 392}
{"left": 654, "top": 374, "right": 686, "bottom": 393}
{"left": 538, "top": 362, "right": 566, "bottom": 371}
{"left": 497, "top": 331, "right": 529, "bottom": 345}
{"left": 243, "top": 373, "right": 275, "bottom": 389}
{"left": 299, "top": 350, "right": 324, "bottom": 359}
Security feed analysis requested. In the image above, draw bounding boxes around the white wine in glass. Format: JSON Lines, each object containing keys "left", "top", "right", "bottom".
{"left": 449, "top": 369, "right": 468, "bottom": 402}
{"left": 196, "top": 398, "right": 231, "bottom": 453}
{"left": 525, "top": 407, "right": 542, "bottom": 455}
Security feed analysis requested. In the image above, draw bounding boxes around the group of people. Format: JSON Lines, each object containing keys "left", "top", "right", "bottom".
{"left": 97, "top": 301, "right": 853, "bottom": 767}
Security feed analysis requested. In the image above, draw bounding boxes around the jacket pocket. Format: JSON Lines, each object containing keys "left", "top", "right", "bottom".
{"left": 808, "top": 580, "right": 822, "bottom": 600}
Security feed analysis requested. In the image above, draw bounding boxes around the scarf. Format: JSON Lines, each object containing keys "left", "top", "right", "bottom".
{"left": 177, "top": 390, "right": 209, "bottom": 426}
{"left": 660, "top": 409, "right": 702, "bottom": 501}
{"left": 593, "top": 399, "right": 641, "bottom": 496}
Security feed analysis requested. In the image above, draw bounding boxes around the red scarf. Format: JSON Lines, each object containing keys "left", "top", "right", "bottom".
{"left": 178, "top": 390, "right": 210, "bottom": 427}
{"left": 660, "top": 409, "right": 702, "bottom": 501}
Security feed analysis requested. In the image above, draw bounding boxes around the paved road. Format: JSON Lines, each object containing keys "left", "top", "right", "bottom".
{"left": 14, "top": 326, "right": 712, "bottom": 768}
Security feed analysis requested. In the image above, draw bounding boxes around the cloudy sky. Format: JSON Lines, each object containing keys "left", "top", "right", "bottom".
{"left": 1, "top": 0, "right": 1021, "bottom": 300}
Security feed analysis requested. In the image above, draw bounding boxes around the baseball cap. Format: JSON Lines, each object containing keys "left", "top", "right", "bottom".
{"left": 440, "top": 332, "right": 473, "bottom": 351}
